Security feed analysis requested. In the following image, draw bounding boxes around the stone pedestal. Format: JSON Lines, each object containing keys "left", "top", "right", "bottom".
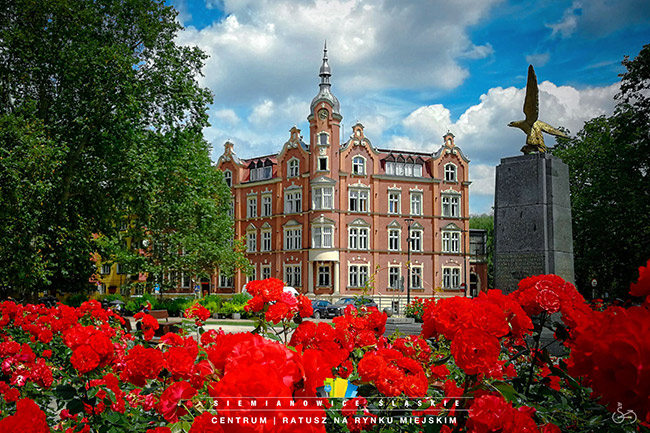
{"left": 494, "top": 153, "right": 574, "bottom": 293}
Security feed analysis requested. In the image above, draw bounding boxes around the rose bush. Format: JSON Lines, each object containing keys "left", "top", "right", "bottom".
{"left": 0, "top": 270, "right": 648, "bottom": 432}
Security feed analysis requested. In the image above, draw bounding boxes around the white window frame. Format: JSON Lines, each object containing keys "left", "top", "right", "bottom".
{"left": 386, "top": 161, "right": 423, "bottom": 177}
{"left": 442, "top": 230, "right": 461, "bottom": 253}
{"left": 411, "top": 266, "right": 423, "bottom": 289}
{"left": 284, "top": 264, "right": 302, "bottom": 287}
{"left": 101, "top": 264, "right": 111, "bottom": 275}
{"left": 283, "top": 227, "right": 302, "bottom": 250}
{"left": 388, "top": 265, "right": 401, "bottom": 289}
{"left": 284, "top": 190, "right": 302, "bottom": 214}
{"left": 348, "top": 188, "right": 369, "bottom": 213}
{"left": 246, "top": 229, "right": 257, "bottom": 253}
{"left": 227, "top": 197, "right": 234, "bottom": 218}
{"left": 318, "top": 156, "right": 328, "bottom": 171}
{"left": 261, "top": 264, "right": 271, "bottom": 280}
{"left": 181, "top": 273, "right": 191, "bottom": 288}
{"left": 410, "top": 192, "right": 422, "bottom": 216}
{"left": 318, "top": 132, "right": 329, "bottom": 146}
{"left": 443, "top": 267, "right": 461, "bottom": 289}
{"left": 388, "top": 191, "right": 401, "bottom": 214}
{"left": 348, "top": 226, "right": 369, "bottom": 250}
{"left": 247, "top": 266, "right": 257, "bottom": 283}
{"left": 444, "top": 163, "right": 457, "bottom": 182}
{"left": 388, "top": 229, "right": 401, "bottom": 251}
{"left": 312, "top": 225, "right": 333, "bottom": 249}
{"left": 261, "top": 230, "right": 272, "bottom": 252}
{"left": 247, "top": 196, "right": 257, "bottom": 218}
{"left": 410, "top": 229, "right": 423, "bottom": 252}
{"left": 261, "top": 194, "right": 272, "bottom": 217}
{"left": 312, "top": 186, "right": 333, "bottom": 210}
{"left": 348, "top": 264, "right": 370, "bottom": 288}
{"left": 442, "top": 193, "right": 461, "bottom": 217}
{"left": 224, "top": 170, "right": 232, "bottom": 187}
{"left": 219, "top": 270, "right": 234, "bottom": 288}
{"left": 352, "top": 155, "right": 366, "bottom": 175}
{"left": 288, "top": 158, "right": 300, "bottom": 178}
{"left": 317, "top": 264, "right": 331, "bottom": 287}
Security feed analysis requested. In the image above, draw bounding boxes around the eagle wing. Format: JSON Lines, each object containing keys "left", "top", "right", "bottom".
{"left": 523, "top": 65, "right": 539, "bottom": 124}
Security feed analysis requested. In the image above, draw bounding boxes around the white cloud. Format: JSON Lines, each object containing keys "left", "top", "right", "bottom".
{"left": 547, "top": 1, "right": 580, "bottom": 39}
{"left": 248, "top": 100, "right": 275, "bottom": 126}
{"left": 213, "top": 108, "right": 240, "bottom": 125}
{"left": 525, "top": 53, "right": 550, "bottom": 67}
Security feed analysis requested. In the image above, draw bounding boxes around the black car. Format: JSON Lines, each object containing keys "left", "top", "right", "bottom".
{"left": 335, "top": 297, "right": 378, "bottom": 309}
{"left": 311, "top": 300, "right": 343, "bottom": 319}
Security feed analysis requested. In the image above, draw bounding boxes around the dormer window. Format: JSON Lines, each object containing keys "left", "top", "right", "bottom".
{"left": 249, "top": 159, "right": 273, "bottom": 182}
{"left": 352, "top": 156, "right": 366, "bottom": 175}
{"left": 287, "top": 159, "right": 299, "bottom": 178}
{"left": 445, "top": 163, "right": 457, "bottom": 182}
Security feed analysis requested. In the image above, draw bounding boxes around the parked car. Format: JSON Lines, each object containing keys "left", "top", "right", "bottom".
{"left": 311, "top": 300, "right": 343, "bottom": 319}
{"left": 335, "top": 297, "right": 378, "bottom": 309}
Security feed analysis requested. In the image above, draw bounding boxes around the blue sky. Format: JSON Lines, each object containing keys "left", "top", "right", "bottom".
{"left": 169, "top": 0, "right": 650, "bottom": 214}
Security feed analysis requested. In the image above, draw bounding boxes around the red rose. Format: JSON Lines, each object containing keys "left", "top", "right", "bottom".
{"left": 159, "top": 381, "right": 197, "bottom": 422}
{"left": 70, "top": 345, "right": 100, "bottom": 374}
{"left": 451, "top": 328, "right": 501, "bottom": 376}
{"left": 630, "top": 257, "right": 650, "bottom": 298}
{"left": 120, "top": 345, "right": 164, "bottom": 387}
{"left": 189, "top": 412, "right": 224, "bottom": 433}
{"left": 0, "top": 398, "right": 50, "bottom": 432}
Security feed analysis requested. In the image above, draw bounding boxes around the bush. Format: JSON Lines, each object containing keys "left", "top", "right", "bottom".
{"left": 63, "top": 292, "right": 89, "bottom": 308}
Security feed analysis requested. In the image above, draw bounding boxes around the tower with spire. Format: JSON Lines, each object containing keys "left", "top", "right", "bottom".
{"left": 309, "top": 42, "right": 342, "bottom": 177}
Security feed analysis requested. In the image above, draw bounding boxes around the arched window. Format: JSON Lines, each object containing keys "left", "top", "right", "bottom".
{"left": 445, "top": 163, "right": 457, "bottom": 182}
{"left": 287, "top": 159, "right": 299, "bottom": 178}
{"left": 223, "top": 170, "right": 232, "bottom": 187}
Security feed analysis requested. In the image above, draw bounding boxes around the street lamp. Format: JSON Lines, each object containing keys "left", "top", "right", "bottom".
{"left": 405, "top": 218, "right": 414, "bottom": 306}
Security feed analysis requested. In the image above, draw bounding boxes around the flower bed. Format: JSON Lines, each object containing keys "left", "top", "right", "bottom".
{"left": 1, "top": 265, "right": 649, "bottom": 432}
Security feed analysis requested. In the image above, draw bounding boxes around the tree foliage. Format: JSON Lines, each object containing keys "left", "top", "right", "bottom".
{"left": 0, "top": 0, "right": 245, "bottom": 298}
{"left": 553, "top": 44, "right": 650, "bottom": 299}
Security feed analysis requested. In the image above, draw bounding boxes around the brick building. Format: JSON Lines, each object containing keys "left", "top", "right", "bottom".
{"left": 215, "top": 46, "right": 471, "bottom": 306}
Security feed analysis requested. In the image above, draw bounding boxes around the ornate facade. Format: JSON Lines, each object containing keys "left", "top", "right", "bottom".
{"left": 216, "top": 46, "right": 471, "bottom": 305}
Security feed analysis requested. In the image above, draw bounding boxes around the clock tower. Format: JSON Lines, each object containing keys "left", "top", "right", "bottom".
{"left": 309, "top": 42, "right": 341, "bottom": 177}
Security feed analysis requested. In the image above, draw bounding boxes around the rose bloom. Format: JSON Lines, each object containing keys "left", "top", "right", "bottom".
{"left": 630, "top": 257, "right": 650, "bottom": 298}
{"left": 159, "top": 381, "right": 197, "bottom": 422}
{"left": 189, "top": 412, "right": 224, "bottom": 433}
{"left": 450, "top": 328, "right": 502, "bottom": 376}
{"left": 0, "top": 398, "right": 50, "bottom": 432}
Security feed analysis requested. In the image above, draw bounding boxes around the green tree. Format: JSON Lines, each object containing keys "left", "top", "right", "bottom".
{"left": 553, "top": 44, "right": 650, "bottom": 299}
{"left": 0, "top": 0, "right": 245, "bottom": 299}
{"left": 469, "top": 213, "right": 494, "bottom": 289}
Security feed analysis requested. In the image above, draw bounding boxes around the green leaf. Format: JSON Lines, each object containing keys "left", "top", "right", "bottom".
{"left": 55, "top": 384, "right": 77, "bottom": 400}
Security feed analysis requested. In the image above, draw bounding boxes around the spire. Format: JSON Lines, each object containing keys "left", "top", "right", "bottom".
{"left": 311, "top": 41, "right": 340, "bottom": 116}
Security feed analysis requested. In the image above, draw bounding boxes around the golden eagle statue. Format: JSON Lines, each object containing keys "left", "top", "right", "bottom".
{"left": 508, "top": 65, "right": 567, "bottom": 154}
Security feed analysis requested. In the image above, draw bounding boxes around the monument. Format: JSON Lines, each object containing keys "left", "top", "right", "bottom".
{"left": 494, "top": 65, "right": 575, "bottom": 293}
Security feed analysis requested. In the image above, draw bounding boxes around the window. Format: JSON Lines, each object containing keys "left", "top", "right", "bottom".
{"left": 261, "top": 230, "right": 272, "bottom": 252}
{"left": 445, "top": 163, "right": 457, "bottom": 182}
{"left": 410, "top": 230, "right": 422, "bottom": 252}
{"left": 443, "top": 268, "right": 461, "bottom": 289}
{"left": 349, "top": 188, "right": 369, "bottom": 212}
{"left": 284, "top": 227, "right": 302, "bottom": 250}
{"left": 288, "top": 159, "right": 299, "bottom": 178}
{"left": 442, "top": 194, "right": 461, "bottom": 217}
{"left": 285, "top": 265, "right": 302, "bottom": 287}
{"left": 285, "top": 191, "right": 302, "bottom": 214}
{"left": 312, "top": 226, "right": 333, "bottom": 248}
{"left": 386, "top": 161, "right": 423, "bottom": 177}
{"left": 410, "top": 192, "right": 422, "bottom": 216}
{"left": 227, "top": 198, "right": 234, "bottom": 218}
{"left": 247, "top": 266, "right": 257, "bottom": 283}
{"left": 317, "top": 264, "right": 331, "bottom": 287}
{"left": 250, "top": 164, "right": 272, "bottom": 182}
{"left": 442, "top": 230, "right": 461, "bottom": 253}
{"left": 101, "top": 264, "right": 111, "bottom": 275}
{"left": 313, "top": 187, "right": 333, "bottom": 210}
{"left": 349, "top": 264, "right": 369, "bottom": 288}
{"left": 388, "top": 229, "right": 400, "bottom": 251}
{"left": 352, "top": 156, "right": 365, "bottom": 175}
{"left": 181, "top": 273, "right": 191, "bottom": 288}
{"left": 261, "top": 265, "right": 271, "bottom": 280}
{"left": 116, "top": 264, "right": 124, "bottom": 274}
{"left": 389, "top": 266, "right": 401, "bottom": 289}
{"left": 388, "top": 191, "right": 400, "bottom": 214}
{"left": 246, "top": 230, "right": 257, "bottom": 252}
{"left": 247, "top": 196, "right": 257, "bottom": 218}
{"left": 349, "top": 227, "right": 369, "bottom": 250}
{"left": 261, "top": 194, "right": 272, "bottom": 216}
{"left": 411, "top": 267, "right": 422, "bottom": 289}
{"left": 318, "top": 157, "right": 328, "bottom": 171}
{"left": 219, "top": 271, "right": 233, "bottom": 288}
{"left": 318, "top": 132, "right": 328, "bottom": 146}
{"left": 224, "top": 170, "right": 232, "bottom": 187}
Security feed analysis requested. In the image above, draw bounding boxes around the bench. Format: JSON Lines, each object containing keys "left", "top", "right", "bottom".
{"left": 149, "top": 310, "right": 183, "bottom": 336}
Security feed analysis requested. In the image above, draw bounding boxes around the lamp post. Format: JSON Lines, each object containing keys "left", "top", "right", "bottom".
{"left": 405, "top": 218, "right": 414, "bottom": 306}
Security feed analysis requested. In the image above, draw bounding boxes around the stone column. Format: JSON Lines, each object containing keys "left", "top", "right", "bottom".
{"left": 333, "top": 262, "right": 340, "bottom": 294}
{"left": 494, "top": 153, "right": 574, "bottom": 293}
{"left": 308, "top": 261, "right": 314, "bottom": 293}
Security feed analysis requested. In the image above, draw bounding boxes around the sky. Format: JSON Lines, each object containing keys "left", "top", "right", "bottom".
{"left": 168, "top": 0, "right": 650, "bottom": 214}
